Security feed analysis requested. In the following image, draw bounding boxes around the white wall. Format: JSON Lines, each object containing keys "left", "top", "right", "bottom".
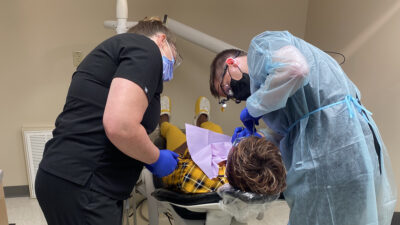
{"left": 157, "top": 0, "right": 310, "bottom": 131}
{"left": 0, "top": 0, "right": 116, "bottom": 186}
{"left": 0, "top": 0, "right": 309, "bottom": 186}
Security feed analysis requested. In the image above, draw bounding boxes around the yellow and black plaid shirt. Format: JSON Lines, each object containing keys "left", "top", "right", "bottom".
{"left": 162, "top": 148, "right": 227, "bottom": 193}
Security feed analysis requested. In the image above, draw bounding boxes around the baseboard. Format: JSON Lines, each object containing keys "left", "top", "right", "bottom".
{"left": 4, "top": 185, "right": 29, "bottom": 198}
{"left": 392, "top": 212, "right": 400, "bottom": 225}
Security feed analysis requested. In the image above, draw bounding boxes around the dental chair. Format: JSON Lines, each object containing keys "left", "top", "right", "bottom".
{"left": 140, "top": 169, "right": 249, "bottom": 225}
{"left": 134, "top": 129, "right": 248, "bottom": 225}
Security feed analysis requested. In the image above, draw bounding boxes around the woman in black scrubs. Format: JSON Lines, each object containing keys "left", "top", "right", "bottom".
{"left": 35, "top": 17, "right": 181, "bottom": 225}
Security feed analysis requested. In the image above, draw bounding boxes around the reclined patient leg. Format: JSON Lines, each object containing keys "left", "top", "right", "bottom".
{"left": 160, "top": 121, "right": 187, "bottom": 152}
{"left": 200, "top": 121, "right": 223, "bottom": 134}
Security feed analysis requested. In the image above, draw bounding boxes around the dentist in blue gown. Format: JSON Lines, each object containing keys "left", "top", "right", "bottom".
{"left": 209, "top": 31, "right": 397, "bottom": 225}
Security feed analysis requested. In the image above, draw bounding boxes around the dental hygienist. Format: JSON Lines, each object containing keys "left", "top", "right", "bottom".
{"left": 35, "top": 17, "right": 182, "bottom": 225}
{"left": 209, "top": 31, "right": 397, "bottom": 225}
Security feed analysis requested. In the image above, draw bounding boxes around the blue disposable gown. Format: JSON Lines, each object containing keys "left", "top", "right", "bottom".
{"left": 246, "top": 31, "right": 397, "bottom": 225}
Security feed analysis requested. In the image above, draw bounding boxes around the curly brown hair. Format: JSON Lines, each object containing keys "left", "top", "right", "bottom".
{"left": 226, "top": 136, "right": 286, "bottom": 195}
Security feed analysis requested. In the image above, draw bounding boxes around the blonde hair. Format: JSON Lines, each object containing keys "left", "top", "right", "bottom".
{"left": 128, "top": 16, "right": 176, "bottom": 45}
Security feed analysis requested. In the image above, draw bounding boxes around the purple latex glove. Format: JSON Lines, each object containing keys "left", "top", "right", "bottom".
{"left": 145, "top": 150, "right": 179, "bottom": 177}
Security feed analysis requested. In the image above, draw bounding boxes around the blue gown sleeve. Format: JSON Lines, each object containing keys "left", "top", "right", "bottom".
{"left": 246, "top": 31, "right": 310, "bottom": 117}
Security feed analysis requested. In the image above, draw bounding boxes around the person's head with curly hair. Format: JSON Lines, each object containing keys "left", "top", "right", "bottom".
{"left": 226, "top": 136, "right": 286, "bottom": 195}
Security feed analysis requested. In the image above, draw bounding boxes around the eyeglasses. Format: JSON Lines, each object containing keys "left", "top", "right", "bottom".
{"left": 218, "top": 65, "right": 232, "bottom": 96}
{"left": 217, "top": 65, "right": 234, "bottom": 111}
{"left": 216, "top": 137, "right": 243, "bottom": 178}
{"left": 162, "top": 37, "right": 183, "bottom": 70}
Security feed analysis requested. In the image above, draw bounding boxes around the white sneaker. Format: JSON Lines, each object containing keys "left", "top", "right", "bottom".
{"left": 161, "top": 95, "right": 171, "bottom": 116}
{"left": 194, "top": 96, "right": 210, "bottom": 124}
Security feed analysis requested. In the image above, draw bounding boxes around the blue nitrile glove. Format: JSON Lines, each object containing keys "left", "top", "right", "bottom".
{"left": 145, "top": 150, "right": 179, "bottom": 177}
{"left": 231, "top": 127, "right": 262, "bottom": 143}
{"left": 231, "top": 127, "right": 245, "bottom": 143}
{"left": 240, "top": 107, "right": 261, "bottom": 134}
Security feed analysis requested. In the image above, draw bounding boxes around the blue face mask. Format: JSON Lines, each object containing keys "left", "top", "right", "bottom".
{"left": 162, "top": 56, "right": 174, "bottom": 81}
{"left": 161, "top": 41, "right": 175, "bottom": 81}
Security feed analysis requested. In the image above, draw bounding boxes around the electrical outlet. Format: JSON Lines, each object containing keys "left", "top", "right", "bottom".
{"left": 72, "top": 51, "right": 83, "bottom": 67}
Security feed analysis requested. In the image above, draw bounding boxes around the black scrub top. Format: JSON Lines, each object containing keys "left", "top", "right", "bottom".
{"left": 39, "top": 33, "right": 163, "bottom": 200}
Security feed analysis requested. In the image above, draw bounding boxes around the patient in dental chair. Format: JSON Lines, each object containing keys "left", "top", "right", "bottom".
{"left": 158, "top": 96, "right": 287, "bottom": 195}
{"left": 159, "top": 96, "right": 228, "bottom": 193}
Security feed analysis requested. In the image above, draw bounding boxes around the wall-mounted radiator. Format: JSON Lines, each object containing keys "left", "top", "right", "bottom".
{"left": 22, "top": 127, "right": 53, "bottom": 198}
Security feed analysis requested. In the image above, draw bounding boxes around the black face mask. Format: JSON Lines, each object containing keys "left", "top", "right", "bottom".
{"left": 230, "top": 73, "right": 251, "bottom": 101}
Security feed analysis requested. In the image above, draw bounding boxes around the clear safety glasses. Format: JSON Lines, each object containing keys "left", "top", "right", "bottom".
{"left": 216, "top": 137, "right": 245, "bottom": 178}
{"left": 171, "top": 44, "right": 183, "bottom": 69}
{"left": 232, "top": 136, "right": 246, "bottom": 147}
{"left": 219, "top": 65, "right": 233, "bottom": 97}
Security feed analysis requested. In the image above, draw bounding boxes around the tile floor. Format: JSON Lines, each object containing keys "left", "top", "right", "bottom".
{"left": 5, "top": 196, "right": 290, "bottom": 225}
